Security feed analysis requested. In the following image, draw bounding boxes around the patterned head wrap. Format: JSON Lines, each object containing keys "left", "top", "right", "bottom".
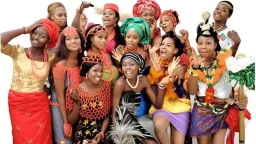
{"left": 133, "top": 0, "right": 161, "bottom": 20}
{"left": 160, "top": 9, "right": 179, "bottom": 26}
{"left": 61, "top": 26, "right": 78, "bottom": 37}
{"left": 120, "top": 52, "right": 145, "bottom": 75}
{"left": 120, "top": 17, "right": 150, "bottom": 45}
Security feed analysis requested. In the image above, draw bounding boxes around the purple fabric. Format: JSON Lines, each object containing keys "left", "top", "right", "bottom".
{"left": 153, "top": 110, "right": 190, "bottom": 136}
{"left": 190, "top": 104, "right": 228, "bottom": 137}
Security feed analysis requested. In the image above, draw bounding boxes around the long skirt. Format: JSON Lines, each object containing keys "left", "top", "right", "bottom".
{"left": 8, "top": 89, "right": 52, "bottom": 144}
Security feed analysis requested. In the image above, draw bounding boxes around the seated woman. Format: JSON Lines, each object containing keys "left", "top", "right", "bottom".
{"left": 109, "top": 52, "right": 178, "bottom": 144}
{"left": 65, "top": 52, "right": 112, "bottom": 144}
{"left": 147, "top": 31, "right": 191, "bottom": 144}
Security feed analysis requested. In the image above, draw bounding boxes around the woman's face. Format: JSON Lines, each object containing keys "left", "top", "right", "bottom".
{"left": 87, "top": 64, "right": 103, "bottom": 85}
{"left": 91, "top": 31, "right": 108, "bottom": 50}
{"left": 125, "top": 30, "right": 140, "bottom": 50}
{"left": 102, "top": 9, "right": 118, "bottom": 27}
{"left": 51, "top": 9, "right": 67, "bottom": 27}
{"left": 213, "top": 3, "right": 231, "bottom": 22}
{"left": 197, "top": 36, "right": 217, "bottom": 58}
{"left": 121, "top": 58, "right": 139, "bottom": 79}
{"left": 160, "top": 37, "right": 177, "bottom": 60}
{"left": 30, "top": 27, "right": 49, "bottom": 48}
{"left": 65, "top": 34, "right": 81, "bottom": 51}
{"left": 140, "top": 9, "right": 155, "bottom": 25}
{"left": 160, "top": 15, "right": 175, "bottom": 33}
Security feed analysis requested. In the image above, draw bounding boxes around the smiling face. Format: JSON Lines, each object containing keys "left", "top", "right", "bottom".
{"left": 121, "top": 58, "right": 139, "bottom": 79}
{"left": 197, "top": 36, "right": 217, "bottom": 59}
{"left": 90, "top": 31, "right": 108, "bottom": 50}
{"left": 125, "top": 29, "right": 140, "bottom": 50}
{"left": 213, "top": 3, "right": 231, "bottom": 22}
{"left": 140, "top": 9, "right": 155, "bottom": 25}
{"left": 87, "top": 64, "right": 103, "bottom": 85}
{"left": 51, "top": 8, "right": 67, "bottom": 27}
{"left": 102, "top": 9, "right": 118, "bottom": 27}
{"left": 30, "top": 27, "right": 49, "bottom": 48}
{"left": 160, "top": 15, "right": 175, "bottom": 33}
{"left": 160, "top": 37, "right": 178, "bottom": 60}
{"left": 65, "top": 34, "right": 81, "bottom": 51}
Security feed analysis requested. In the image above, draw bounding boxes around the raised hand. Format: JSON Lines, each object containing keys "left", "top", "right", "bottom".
{"left": 27, "top": 20, "right": 42, "bottom": 33}
{"left": 150, "top": 20, "right": 157, "bottom": 38}
{"left": 143, "top": 44, "right": 151, "bottom": 51}
{"left": 80, "top": 1, "right": 92, "bottom": 10}
{"left": 80, "top": 13, "right": 87, "bottom": 29}
{"left": 179, "top": 29, "right": 189, "bottom": 42}
{"left": 160, "top": 74, "right": 178, "bottom": 85}
{"left": 228, "top": 30, "right": 241, "bottom": 44}
{"left": 150, "top": 52, "right": 161, "bottom": 72}
{"left": 149, "top": 44, "right": 160, "bottom": 55}
{"left": 168, "top": 56, "right": 180, "bottom": 75}
{"left": 191, "top": 47, "right": 205, "bottom": 68}
{"left": 112, "top": 48, "right": 124, "bottom": 62}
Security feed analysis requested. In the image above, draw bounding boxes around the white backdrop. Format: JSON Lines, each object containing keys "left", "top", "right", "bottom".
{"left": 0, "top": 0, "right": 255, "bottom": 143}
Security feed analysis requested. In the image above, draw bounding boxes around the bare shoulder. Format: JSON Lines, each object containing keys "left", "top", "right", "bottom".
{"left": 114, "top": 77, "right": 126, "bottom": 88}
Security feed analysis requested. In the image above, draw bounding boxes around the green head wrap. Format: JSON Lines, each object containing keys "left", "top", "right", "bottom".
{"left": 120, "top": 17, "right": 151, "bottom": 45}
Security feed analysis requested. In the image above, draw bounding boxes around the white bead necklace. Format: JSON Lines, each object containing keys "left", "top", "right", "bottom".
{"left": 126, "top": 75, "right": 140, "bottom": 89}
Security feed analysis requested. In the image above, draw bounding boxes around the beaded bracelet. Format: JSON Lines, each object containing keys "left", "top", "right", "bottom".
{"left": 158, "top": 83, "right": 166, "bottom": 89}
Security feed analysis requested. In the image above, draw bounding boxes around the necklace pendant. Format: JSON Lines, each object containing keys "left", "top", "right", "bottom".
{"left": 205, "top": 87, "right": 214, "bottom": 103}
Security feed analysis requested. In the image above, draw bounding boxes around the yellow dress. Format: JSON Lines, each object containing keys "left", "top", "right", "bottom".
{"left": 1, "top": 44, "right": 55, "bottom": 92}
{"left": 147, "top": 67, "right": 191, "bottom": 117}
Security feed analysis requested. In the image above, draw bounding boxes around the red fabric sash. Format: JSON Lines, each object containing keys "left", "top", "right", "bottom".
{"left": 8, "top": 89, "right": 52, "bottom": 144}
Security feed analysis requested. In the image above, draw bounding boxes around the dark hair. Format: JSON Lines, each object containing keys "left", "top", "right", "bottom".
{"left": 80, "top": 63, "right": 98, "bottom": 76}
{"left": 172, "top": 11, "right": 180, "bottom": 24}
{"left": 47, "top": 2, "right": 68, "bottom": 29}
{"left": 220, "top": 1, "right": 233, "bottom": 16}
{"left": 162, "top": 31, "right": 184, "bottom": 57}
{"left": 49, "top": 29, "right": 86, "bottom": 89}
{"left": 196, "top": 23, "right": 221, "bottom": 53}
{"left": 84, "top": 24, "right": 101, "bottom": 51}
{"left": 113, "top": 11, "right": 125, "bottom": 47}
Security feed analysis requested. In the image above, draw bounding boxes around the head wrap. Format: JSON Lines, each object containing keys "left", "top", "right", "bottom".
{"left": 61, "top": 26, "right": 78, "bottom": 37}
{"left": 133, "top": 0, "right": 161, "bottom": 20}
{"left": 196, "top": 12, "right": 221, "bottom": 52}
{"left": 120, "top": 17, "right": 150, "bottom": 45}
{"left": 160, "top": 9, "right": 179, "bottom": 26}
{"left": 120, "top": 52, "right": 145, "bottom": 75}
{"left": 104, "top": 3, "right": 119, "bottom": 13}
{"left": 40, "top": 19, "right": 59, "bottom": 48}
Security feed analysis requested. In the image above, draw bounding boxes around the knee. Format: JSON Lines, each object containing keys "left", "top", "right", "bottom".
{"left": 153, "top": 118, "right": 168, "bottom": 132}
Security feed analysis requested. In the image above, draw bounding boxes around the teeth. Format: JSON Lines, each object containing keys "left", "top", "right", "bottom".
{"left": 33, "top": 40, "right": 38, "bottom": 44}
{"left": 126, "top": 72, "right": 131, "bottom": 74}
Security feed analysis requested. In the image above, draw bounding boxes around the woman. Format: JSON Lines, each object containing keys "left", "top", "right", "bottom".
{"left": 187, "top": 12, "right": 248, "bottom": 144}
{"left": 212, "top": 1, "right": 241, "bottom": 56}
{"left": 112, "top": 17, "right": 151, "bottom": 65}
{"left": 47, "top": 2, "right": 67, "bottom": 34}
{"left": 66, "top": 52, "right": 111, "bottom": 144}
{"left": 74, "top": 2, "right": 125, "bottom": 55}
{"left": 49, "top": 27, "right": 85, "bottom": 143}
{"left": 0, "top": 19, "right": 59, "bottom": 143}
{"left": 110, "top": 52, "right": 177, "bottom": 144}
{"left": 84, "top": 24, "right": 119, "bottom": 84}
{"left": 147, "top": 31, "right": 191, "bottom": 144}
{"left": 159, "top": 9, "right": 192, "bottom": 57}
{"left": 133, "top": 0, "right": 162, "bottom": 48}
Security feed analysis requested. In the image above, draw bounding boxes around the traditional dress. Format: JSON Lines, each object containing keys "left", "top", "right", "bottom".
{"left": 65, "top": 81, "right": 111, "bottom": 143}
{"left": 1, "top": 44, "right": 55, "bottom": 144}
{"left": 50, "top": 64, "right": 81, "bottom": 143}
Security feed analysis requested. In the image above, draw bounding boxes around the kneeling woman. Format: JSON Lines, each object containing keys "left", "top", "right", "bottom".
{"left": 110, "top": 52, "right": 177, "bottom": 144}
{"left": 65, "top": 52, "right": 112, "bottom": 144}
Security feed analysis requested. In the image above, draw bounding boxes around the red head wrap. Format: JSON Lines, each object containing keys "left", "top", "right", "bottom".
{"left": 40, "top": 19, "right": 59, "bottom": 48}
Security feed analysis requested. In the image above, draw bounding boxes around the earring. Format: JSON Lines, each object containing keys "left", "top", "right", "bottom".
{"left": 85, "top": 74, "right": 88, "bottom": 79}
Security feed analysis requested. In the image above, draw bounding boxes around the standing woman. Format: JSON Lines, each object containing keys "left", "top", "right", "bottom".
{"left": 47, "top": 2, "right": 67, "bottom": 34}
{"left": 212, "top": 1, "right": 241, "bottom": 56}
{"left": 49, "top": 27, "right": 85, "bottom": 143}
{"left": 187, "top": 12, "right": 247, "bottom": 144}
{"left": 75, "top": 2, "right": 125, "bottom": 55}
{"left": 0, "top": 19, "right": 59, "bottom": 143}
{"left": 84, "top": 24, "right": 119, "bottom": 84}
{"left": 159, "top": 9, "right": 192, "bottom": 57}
{"left": 66, "top": 52, "right": 112, "bottom": 144}
{"left": 133, "top": 0, "right": 162, "bottom": 48}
